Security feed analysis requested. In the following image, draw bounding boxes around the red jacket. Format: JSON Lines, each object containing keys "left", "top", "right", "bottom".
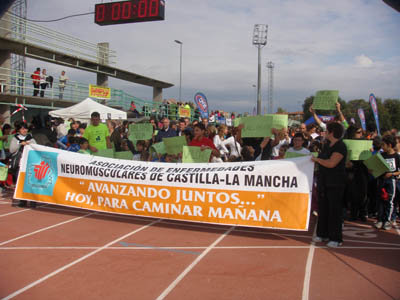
{"left": 31, "top": 70, "right": 40, "bottom": 84}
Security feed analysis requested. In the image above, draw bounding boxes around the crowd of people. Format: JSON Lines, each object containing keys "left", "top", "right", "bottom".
{"left": 2, "top": 103, "right": 399, "bottom": 247}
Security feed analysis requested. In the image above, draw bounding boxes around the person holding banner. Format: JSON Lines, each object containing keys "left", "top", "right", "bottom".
{"left": 10, "top": 123, "right": 37, "bottom": 208}
{"left": 311, "top": 122, "right": 347, "bottom": 247}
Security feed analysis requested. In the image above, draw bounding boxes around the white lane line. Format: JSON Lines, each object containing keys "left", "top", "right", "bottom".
{"left": 156, "top": 226, "right": 235, "bottom": 300}
{"left": 302, "top": 222, "right": 318, "bottom": 300}
{"left": 0, "top": 208, "right": 31, "bottom": 218}
{"left": 0, "top": 212, "right": 94, "bottom": 246}
{"left": 2, "top": 218, "right": 161, "bottom": 300}
{"left": 1, "top": 245, "right": 400, "bottom": 251}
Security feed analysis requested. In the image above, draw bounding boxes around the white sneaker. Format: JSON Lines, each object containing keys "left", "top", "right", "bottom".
{"left": 327, "top": 241, "right": 342, "bottom": 248}
{"left": 312, "top": 236, "right": 329, "bottom": 243}
{"left": 374, "top": 221, "right": 383, "bottom": 229}
{"left": 383, "top": 221, "right": 392, "bottom": 230}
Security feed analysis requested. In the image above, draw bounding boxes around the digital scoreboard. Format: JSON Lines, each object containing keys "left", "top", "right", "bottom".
{"left": 95, "top": 0, "right": 165, "bottom": 26}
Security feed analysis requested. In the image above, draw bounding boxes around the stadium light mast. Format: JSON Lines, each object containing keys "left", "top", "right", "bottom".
{"left": 252, "top": 24, "right": 268, "bottom": 115}
{"left": 174, "top": 40, "right": 183, "bottom": 101}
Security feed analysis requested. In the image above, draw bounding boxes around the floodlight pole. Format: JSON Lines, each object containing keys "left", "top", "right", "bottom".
{"left": 174, "top": 40, "right": 183, "bottom": 102}
{"left": 252, "top": 24, "right": 268, "bottom": 115}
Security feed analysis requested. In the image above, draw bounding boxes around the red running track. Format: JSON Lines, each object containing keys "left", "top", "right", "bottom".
{"left": 0, "top": 190, "right": 399, "bottom": 300}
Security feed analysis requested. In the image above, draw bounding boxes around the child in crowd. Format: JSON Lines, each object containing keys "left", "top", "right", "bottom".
{"left": 78, "top": 138, "right": 90, "bottom": 155}
{"left": 375, "top": 135, "right": 400, "bottom": 230}
{"left": 67, "top": 136, "right": 80, "bottom": 152}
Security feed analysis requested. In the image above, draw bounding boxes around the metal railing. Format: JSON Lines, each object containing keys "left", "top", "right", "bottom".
{"left": 0, "top": 12, "right": 117, "bottom": 65}
{"left": 0, "top": 67, "right": 199, "bottom": 120}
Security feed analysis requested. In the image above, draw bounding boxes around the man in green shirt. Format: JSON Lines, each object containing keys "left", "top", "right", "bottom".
{"left": 83, "top": 112, "right": 111, "bottom": 153}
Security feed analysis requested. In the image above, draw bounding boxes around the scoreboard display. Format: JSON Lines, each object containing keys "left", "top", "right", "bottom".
{"left": 95, "top": 0, "right": 165, "bottom": 26}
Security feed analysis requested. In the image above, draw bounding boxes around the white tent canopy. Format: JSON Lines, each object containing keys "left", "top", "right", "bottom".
{"left": 49, "top": 98, "right": 127, "bottom": 122}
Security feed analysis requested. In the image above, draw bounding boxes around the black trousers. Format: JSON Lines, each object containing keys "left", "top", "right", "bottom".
{"left": 40, "top": 83, "right": 47, "bottom": 97}
{"left": 33, "top": 83, "right": 40, "bottom": 96}
{"left": 317, "top": 184, "right": 345, "bottom": 243}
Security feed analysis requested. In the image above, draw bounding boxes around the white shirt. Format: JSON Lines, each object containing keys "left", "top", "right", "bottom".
{"left": 271, "top": 138, "right": 291, "bottom": 157}
{"left": 286, "top": 147, "right": 310, "bottom": 155}
{"left": 221, "top": 136, "right": 242, "bottom": 159}
{"left": 213, "top": 135, "right": 229, "bottom": 157}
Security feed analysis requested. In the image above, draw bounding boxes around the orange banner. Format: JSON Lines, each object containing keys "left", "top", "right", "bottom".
{"left": 14, "top": 145, "right": 315, "bottom": 231}
{"left": 89, "top": 84, "right": 111, "bottom": 99}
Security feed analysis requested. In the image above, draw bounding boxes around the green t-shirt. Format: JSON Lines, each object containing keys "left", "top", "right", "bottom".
{"left": 83, "top": 123, "right": 110, "bottom": 150}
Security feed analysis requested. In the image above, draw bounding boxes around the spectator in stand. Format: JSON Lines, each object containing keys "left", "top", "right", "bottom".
{"left": 129, "top": 101, "right": 141, "bottom": 117}
{"left": 155, "top": 117, "right": 177, "bottom": 143}
{"left": 375, "top": 134, "right": 400, "bottom": 230}
{"left": 312, "top": 122, "right": 347, "bottom": 247}
{"left": 58, "top": 70, "right": 68, "bottom": 99}
{"left": 31, "top": 67, "right": 41, "bottom": 96}
{"left": 287, "top": 132, "right": 310, "bottom": 155}
{"left": 39, "top": 69, "right": 48, "bottom": 97}
{"left": 83, "top": 111, "right": 112, "bottom": 153}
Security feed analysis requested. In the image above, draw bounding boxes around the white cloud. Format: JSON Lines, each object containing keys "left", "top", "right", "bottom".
{"left": 355, "top": 54, "right": 373, "bottom": 68}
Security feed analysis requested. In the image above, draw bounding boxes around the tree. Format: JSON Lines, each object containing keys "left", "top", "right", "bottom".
{"left": 276, "top": 107, "right": 287, "bottom": 113}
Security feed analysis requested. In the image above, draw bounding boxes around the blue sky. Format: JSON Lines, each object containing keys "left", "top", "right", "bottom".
{"left": 26, "top": 0, "right": 400, "bottom": 114}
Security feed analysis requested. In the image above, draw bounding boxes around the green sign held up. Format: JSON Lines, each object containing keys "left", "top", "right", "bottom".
{"left": 93, "top": 148, "right": 115, "bottom": 158}
{"left": 241, "top": 116, "right": 272, "bottom": 138}
{"left": 182, "top": 146, "right": 212, "bottom": 163}
{"left": 343, "top": 140, "right": 372, "bottom": 161}
{"left": 163, "top": 136, "right": 187, "bottom": 155}
{"left": 151, "top": 142, "right": 167, "bottom": 155}
{"left": 114, "top": 151, "right": 133, "bottom": 160}
{"left": 313, "top": 90, "right": 339, "bottom": 110}
{"left": 128, "top": 123, "right": 153, "bottom": 141}
{"left": 363, "top": 153, "right": 391, "bottom": 178}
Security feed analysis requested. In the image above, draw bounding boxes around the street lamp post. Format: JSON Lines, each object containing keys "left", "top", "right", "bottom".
{"left": 252, "top": 24, "right": 268, "bottom": 115}
{"left": 174, "top": 40, "right": 183, "bottom": 102}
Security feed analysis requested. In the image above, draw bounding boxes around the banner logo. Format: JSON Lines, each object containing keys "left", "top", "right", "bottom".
{"left": 34, "top": 161, "right": 51, "bottom": 180}
{"left": 194, "top": 92, "right": 209, "bottom": 119}
{"left": 24, "top": 151, "right": 58, "bottom": 196}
